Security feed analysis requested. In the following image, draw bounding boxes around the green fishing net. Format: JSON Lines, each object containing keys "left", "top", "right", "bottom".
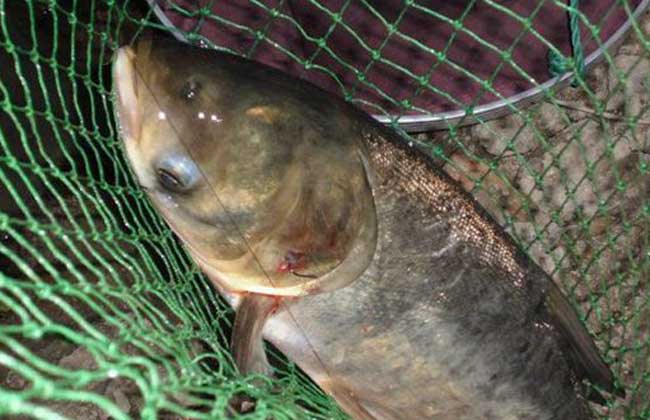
{"left": 0, "top": 0, "right": 649, "bottom": 419}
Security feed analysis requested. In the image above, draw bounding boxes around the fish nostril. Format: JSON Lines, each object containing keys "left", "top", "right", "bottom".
{"left": 181, "top": 80, "right": 201, "bottom": 101}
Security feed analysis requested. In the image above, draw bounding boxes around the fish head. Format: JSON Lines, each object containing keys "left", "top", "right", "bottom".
{"left": 112, "top": 38, "right": 377, "bottom": 296}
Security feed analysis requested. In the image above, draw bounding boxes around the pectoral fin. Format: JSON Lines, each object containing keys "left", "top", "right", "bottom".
{"left": 546, "top": 281, "right": 624, "bottom": 399}
{"left": 231, "top": 293, "right": 278, "bottom": 376}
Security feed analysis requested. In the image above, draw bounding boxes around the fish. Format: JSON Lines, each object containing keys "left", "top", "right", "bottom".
{"left": 112, "top": 37, "right": 622, "bottom": 419}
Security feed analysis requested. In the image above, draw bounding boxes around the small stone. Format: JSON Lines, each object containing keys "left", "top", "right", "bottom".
{"left": 612, "top": 136, "right": 633, "bottom": 161}
{"left": 59, "top": 346, "right": 98, "bottom": 370}
{"left": 112, "top": 387, "right": 131, "bottom": 413}
{"left": 609, "top": 55, "right": 650, "bottom": 118}
{"left": 47, "top": 402, "right": 103, "bottom": 420}
{"left": 5, "top": 370, "right": 28, "bottom": 390}
{"left": 470, "top": 102, "right": 562, "bottom": 156}
{"left": 512, "top": 222, "right": 536, "bottom": 243}
{"left": 574, "top": 181, "right": 598, "bottom": 218}
{"left": 589, "top": 62, "right": 615, "bottom": 109}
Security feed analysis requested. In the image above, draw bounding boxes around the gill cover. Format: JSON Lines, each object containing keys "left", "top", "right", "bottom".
{"left": 113, "top": 38, "right": 378, "bottom": 297}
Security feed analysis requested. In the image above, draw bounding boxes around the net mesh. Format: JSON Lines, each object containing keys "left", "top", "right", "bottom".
{"left": 0, "top": 0, "right": 648, "bottom": 419}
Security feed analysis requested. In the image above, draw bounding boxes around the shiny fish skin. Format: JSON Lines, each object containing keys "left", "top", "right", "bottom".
{"left": 112, "top": 38, "right": 620, "bottom": 420}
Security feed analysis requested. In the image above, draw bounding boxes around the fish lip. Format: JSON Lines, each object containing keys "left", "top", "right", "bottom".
{"left": 112, "top": 45, "right": 136, "bottom": 102}
{"left": 113, "top": 44, "right": 154, "bottom": 189}
{"left": 112, "top": 45, "right": 140, "bottom": 144}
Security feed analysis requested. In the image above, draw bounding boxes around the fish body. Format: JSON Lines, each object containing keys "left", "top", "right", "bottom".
{"left": 113, "top": 38, "right": 620, "bottom": 419}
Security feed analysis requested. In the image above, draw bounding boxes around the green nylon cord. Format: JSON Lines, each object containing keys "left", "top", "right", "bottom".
{"left": 548, "top": 0, "right": 586, "bottom": 84}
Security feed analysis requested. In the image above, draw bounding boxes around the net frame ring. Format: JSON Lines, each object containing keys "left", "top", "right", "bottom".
{"left": 147, "top": 0, "right": 649, "bottom": 132}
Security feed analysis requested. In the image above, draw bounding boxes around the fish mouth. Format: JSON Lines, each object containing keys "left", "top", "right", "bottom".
{"left": 113, "top": 46, "right": 141, "bottom": 144}
{"left": 112, "top": 44, "right": 156, "bottom": 190}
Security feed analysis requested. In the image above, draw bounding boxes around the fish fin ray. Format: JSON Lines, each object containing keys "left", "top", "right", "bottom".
{"left": 231, "top": 293, "right": 277, "bottom": 376}
{"left": 546, "top": 282, "right": 624, "bottom": 399}
{"left": 325, "top": 382, "right": 378, "bottom": 420}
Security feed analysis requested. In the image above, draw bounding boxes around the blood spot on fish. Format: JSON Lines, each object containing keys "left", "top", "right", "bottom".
{"left": 277, "top": 250, "right": 308, "bottom": 273}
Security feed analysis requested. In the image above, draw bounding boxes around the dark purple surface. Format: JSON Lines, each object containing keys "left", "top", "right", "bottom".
{"left": 154, "top": 0, "right": 642, "bottom": 116}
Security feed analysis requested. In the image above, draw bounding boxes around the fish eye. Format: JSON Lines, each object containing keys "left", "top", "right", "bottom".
{"left": 181, "top": 80, "right": 201, "bottom": 101}
{"left": 155, "top": 153, "right": 201, "bottom": 193}
{"left": 157, "top": 168, "right": 183, "bottom": 191}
